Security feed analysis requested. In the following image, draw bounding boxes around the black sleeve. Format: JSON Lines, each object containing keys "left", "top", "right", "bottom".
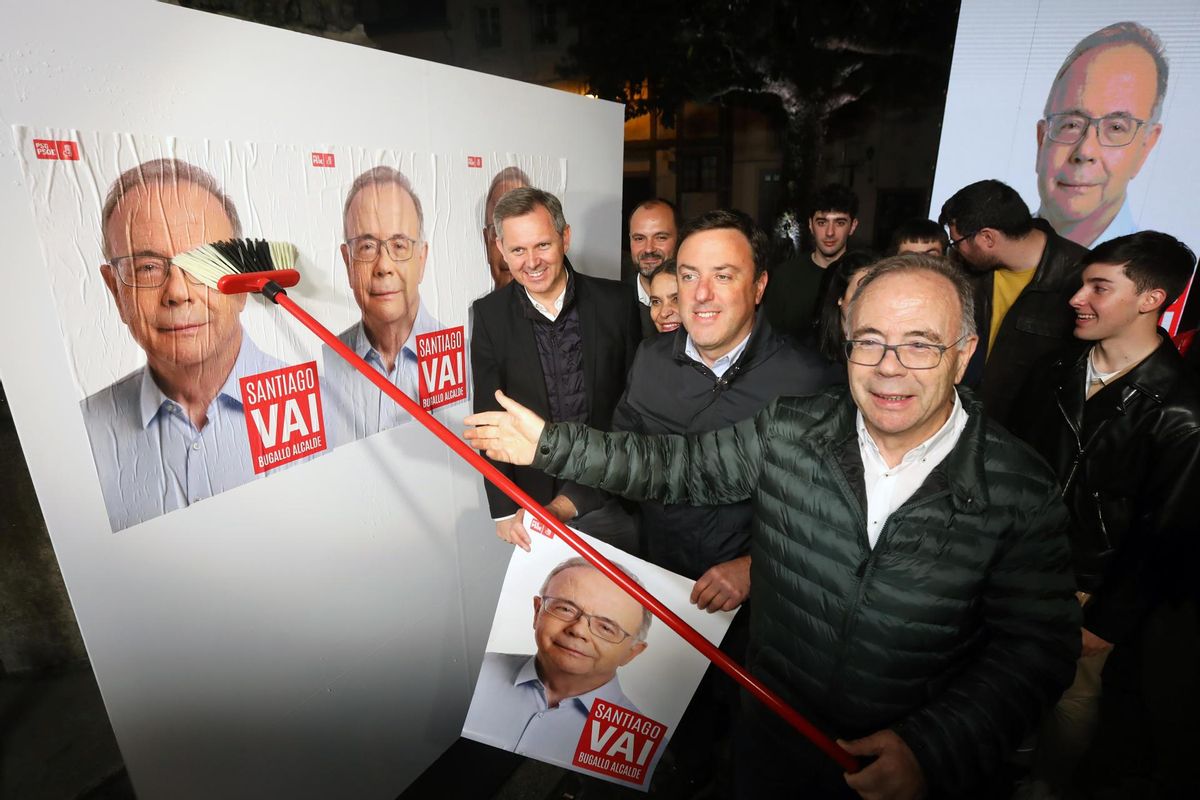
{"left": 470, "top": 303, "right": 519, "bottom": 519}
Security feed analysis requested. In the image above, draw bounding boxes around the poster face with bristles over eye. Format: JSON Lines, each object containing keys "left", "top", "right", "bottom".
{"left": 12, "top": 126, "right": 566, "bottom": 533}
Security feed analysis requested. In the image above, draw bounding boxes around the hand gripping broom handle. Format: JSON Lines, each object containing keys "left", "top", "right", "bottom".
{"left": 258, "top": 283, "right": 858, "bottom": 773}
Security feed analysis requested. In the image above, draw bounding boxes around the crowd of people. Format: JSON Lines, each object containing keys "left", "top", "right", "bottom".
{"left": 463, "top": 166, "right": 1199, "bottom": 799}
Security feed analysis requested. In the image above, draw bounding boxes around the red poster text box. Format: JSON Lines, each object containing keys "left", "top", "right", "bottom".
{"left": 467, "top": 155, "right": 483, "bottom": 168}
{"left": 417, "top": 326, "right": 467, "bottom": 411}
{"left": 1161, "top": 274, "right": 1194, "bottom": 336}
{"left": 573, "top": 700, "right": 666, "bottom": 786}
{"left": 311, "top": 152, "right": 336, "bottom": 168}
{"left": 240, "top": 361, "right": 327, "bottom": 474}
{"left": 33, "top": 139, "right": 81, "bottom": 160}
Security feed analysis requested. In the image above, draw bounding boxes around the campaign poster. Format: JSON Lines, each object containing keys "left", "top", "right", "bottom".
{"left": 462, "top": 519, "right": 735, "bottom": 790}
{"left": 13, "top": 126, "right": 566, "bottom": 532}
{"left": 931, "top": 0, "right": 1200, "bottom": 333}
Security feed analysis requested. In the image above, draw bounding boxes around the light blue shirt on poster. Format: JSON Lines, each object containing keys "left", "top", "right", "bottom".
{"left": 321, "top": 303, "right": 444, "bottom": 447}
{"left": 463, "top": 652, "right": 640, "bottom": 768}
{"left": 1037, "top": 199, "right": 1137, "bottom": 249}
{"left": 80, "top": 332, "right": 287, "bottom": 533}
{"left": 1090, "top": 200, "right": 1138, "bottom": 248}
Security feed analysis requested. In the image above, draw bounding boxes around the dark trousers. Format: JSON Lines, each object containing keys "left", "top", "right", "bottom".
{"left": 1075, "top": 599, "right": 1200, "bottom": 799}
{"left": 734, "top": 700, "right": 856, "bottom": 800}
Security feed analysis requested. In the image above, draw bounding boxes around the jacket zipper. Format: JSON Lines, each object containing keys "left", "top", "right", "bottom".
{"left": 824, "top": 481, "right": 954, "bottom": 710}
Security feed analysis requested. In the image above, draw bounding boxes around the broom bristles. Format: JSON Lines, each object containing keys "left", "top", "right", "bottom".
{"left": 173, "top": 239, "right": 298, "bottom": 290}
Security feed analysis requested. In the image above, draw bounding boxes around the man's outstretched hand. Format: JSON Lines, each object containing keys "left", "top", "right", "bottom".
{"left": 463, "top": 390, "right": 547, "bottom": 465}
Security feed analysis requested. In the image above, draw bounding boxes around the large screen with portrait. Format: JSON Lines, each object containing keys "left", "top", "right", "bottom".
{"left": 931, "top": 0, "right": 1200, "bottom": 333}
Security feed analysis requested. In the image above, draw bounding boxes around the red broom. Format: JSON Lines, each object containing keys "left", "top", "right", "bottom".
{"left": 172, "top": 238, "right": 859, "bottom": 773}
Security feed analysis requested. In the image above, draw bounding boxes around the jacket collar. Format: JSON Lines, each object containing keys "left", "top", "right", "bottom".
{"left": 515, "top": 259, "right": 578, "bottom": 322}
{"left": 670, "top": 308, "right": 783, "bottom": 377}
{"left": 808, "top": 384, "right": 991, "bottom": 514}
{"left": 1057, "top": 330, "right": 1184, "bottom": 418}
{"left": 1024, "top": 218, "right": 1082, "bottom": 293}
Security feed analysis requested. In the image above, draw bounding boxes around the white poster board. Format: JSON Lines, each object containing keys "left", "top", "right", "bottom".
{"left": 0, "top": 2, "right": 624, "bottom": 798}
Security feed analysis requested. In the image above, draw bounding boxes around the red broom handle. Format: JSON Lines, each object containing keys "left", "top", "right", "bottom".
{"left": 271, "top": 290, "right": 858, "bottom": 773}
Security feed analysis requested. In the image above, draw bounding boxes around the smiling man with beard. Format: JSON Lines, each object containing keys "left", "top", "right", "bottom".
{"left": 627, "top": 199, "right": 680, "bottom": 338}
{"left": 82, "top": 158, "right": 288, "bottom": 532}
{"left": 322, "top": 166, "right": 444, "bottom": 446}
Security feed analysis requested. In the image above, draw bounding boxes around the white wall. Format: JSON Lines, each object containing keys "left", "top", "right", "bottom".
{"left": 0, "top": 1, "right": 624, "bottom": 797}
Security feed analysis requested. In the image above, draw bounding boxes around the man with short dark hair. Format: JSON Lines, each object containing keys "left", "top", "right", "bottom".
{"left": 627, "top": 199, "right": 680, "bottom": 337}
{"left": 889, "top": 218, "right": 949, "bottom": 256}
{"left": 764, "top": 183, "right": 859, "bottom": 343}
{"left": 466, "top": 253, "right": 1080, "bottom": 799}
{"left": 939, "top": 179, "right": 1088, "bottom": 427}
{"left": 471, "top": 187, "right": 641, "bottom": 551}
{"left": 575, "top": 210, "right": 833, "bottom": 607}
{"left": 1012, "top": 231, "right": 1200, "bottom": 798}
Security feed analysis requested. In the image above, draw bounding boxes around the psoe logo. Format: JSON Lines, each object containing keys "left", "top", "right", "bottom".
{"left": 467, "top": 155, "right": 483, "bottom": 168}
{"left": 33, "top": 139, "right": 80, "bottom": 161}
{"left": 311, "top": 152, "right": 336, "bottom": 168}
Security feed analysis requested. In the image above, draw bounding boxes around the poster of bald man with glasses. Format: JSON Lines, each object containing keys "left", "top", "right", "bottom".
{"left": 321, "top": 165, "right": 447, "bottom": 446}
{"left": 82, "top": 158, "right": 289, "bottom": 533}
{"left": 1035, "top": 21, "right": 1166, "bottom": 249}
{"left": 931, "top": 1, "right": 1200, "bottom": 334}
{"left": 463, "top": 522, "right": 733, "bottom": 790}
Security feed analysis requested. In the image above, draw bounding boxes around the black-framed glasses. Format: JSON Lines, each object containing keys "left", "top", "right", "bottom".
{"left": 947, "top": 230, "right": 978, "bottom": 250}
{"left": 110, "top": 255, "right": 206, "bottom": 289}
{"left": 1043, "top": 112, "right": 1147, "bottom": 147}
{"left": 539, "top": 596, "right": 635, "bottom": 644}
{"left": 844, "top": 336, "right": 967, "bottom": 370}
{"left": 347, "top": 234, "right": 421, "bottom": 263}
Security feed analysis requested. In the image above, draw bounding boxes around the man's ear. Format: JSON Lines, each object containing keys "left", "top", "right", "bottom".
{"left": 753, "top": 269, "right": 768, "bottom": 306}
{"left": 954, "top": 335, "right": 980, "bottom": 384}
{"left": 561, "top": 224, "right": 572, "bottom": 254}
{"left": 976, "top": 229, "right": 999, "bottom": 250}
{"left": 532, "top": 595, "right": 542, "bottom": 630}
{"left": 618, "top": 640, "right": 648, "bottom": 667}
{"left": 99, "top": 262, "right": 131, "bottom": 325}
{"left": 340, "top": 242, "right": 352, "bottom": 275}
{"left": 1139, "top": 288, "right": 1167, "bottom": 316}
{"left": 1129, "top": 122, "right": 1164, "bottom": 178}
{"left": 849, "top": 218, "right": 859, "bottom": 237}
{"left": 1036, "top": 118, "right": 1047, "bottom": 150}
{"left": 416, "top": 241, "right": 429, "bottom": 284}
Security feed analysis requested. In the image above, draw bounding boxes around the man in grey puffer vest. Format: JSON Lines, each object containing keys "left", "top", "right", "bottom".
{"left": 465, "top": 254, "right": 1080, "bottom": 799}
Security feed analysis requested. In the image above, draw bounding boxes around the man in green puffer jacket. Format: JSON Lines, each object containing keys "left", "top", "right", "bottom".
{"left": 465, "top": 254, "right": 1081, "bottom": 799}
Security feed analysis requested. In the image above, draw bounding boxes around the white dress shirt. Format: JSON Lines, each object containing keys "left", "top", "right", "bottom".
{"left": 684, "top": 330, "right": 753, "bottom": 379}
{"left": 527, "top": 286, "right": 567, "bottom": 321}
{"left": 856, "top": 392, "right": 968, "bottom": 548}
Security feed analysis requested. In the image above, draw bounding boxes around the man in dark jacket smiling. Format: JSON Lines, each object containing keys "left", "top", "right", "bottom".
{"left": 466, "top": 254, "right": 1080, "bottom": 799}
{"left": 1013, "top": 232, "right": 1200, "bottom": 797}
